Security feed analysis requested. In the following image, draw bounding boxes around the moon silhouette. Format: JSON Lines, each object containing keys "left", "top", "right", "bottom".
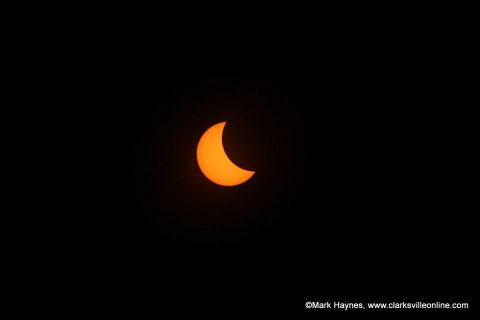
{"left": 196, "top": 122, "right": 255, "bottom": 186}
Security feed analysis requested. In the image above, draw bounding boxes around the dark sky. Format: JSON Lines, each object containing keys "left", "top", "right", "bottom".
{"left": 2, "top": 3, "right": 477, "bottom": 317}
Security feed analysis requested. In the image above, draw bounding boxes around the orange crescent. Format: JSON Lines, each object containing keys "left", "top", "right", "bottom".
{"left": 196, "top": 122, "right": 255, "bottom": 186}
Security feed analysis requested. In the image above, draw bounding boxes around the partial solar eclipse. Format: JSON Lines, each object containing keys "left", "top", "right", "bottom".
{"left": 196, "top": 122, "right": 255, "bottom": 186}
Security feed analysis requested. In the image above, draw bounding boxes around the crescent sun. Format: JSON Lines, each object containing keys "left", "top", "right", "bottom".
{"left": 196, "top": 122, "right": 255, "bottom": 187}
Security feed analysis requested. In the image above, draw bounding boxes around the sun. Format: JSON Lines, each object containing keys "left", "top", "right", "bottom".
{"left": 196, "top": 122, "right": 255, "bottom": 186}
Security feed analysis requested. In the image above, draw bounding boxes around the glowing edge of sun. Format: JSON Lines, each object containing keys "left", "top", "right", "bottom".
{"left": 196, "top": 122, "right": 255, "bottom": 186}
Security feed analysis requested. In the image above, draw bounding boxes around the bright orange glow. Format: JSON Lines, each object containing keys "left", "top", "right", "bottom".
{"left": 196, "top": 122, "right": 255, "bottom": 186}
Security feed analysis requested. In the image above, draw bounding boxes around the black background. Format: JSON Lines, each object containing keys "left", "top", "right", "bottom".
{"left": 2, "top": 3, "right": 477, "bottom": 317}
